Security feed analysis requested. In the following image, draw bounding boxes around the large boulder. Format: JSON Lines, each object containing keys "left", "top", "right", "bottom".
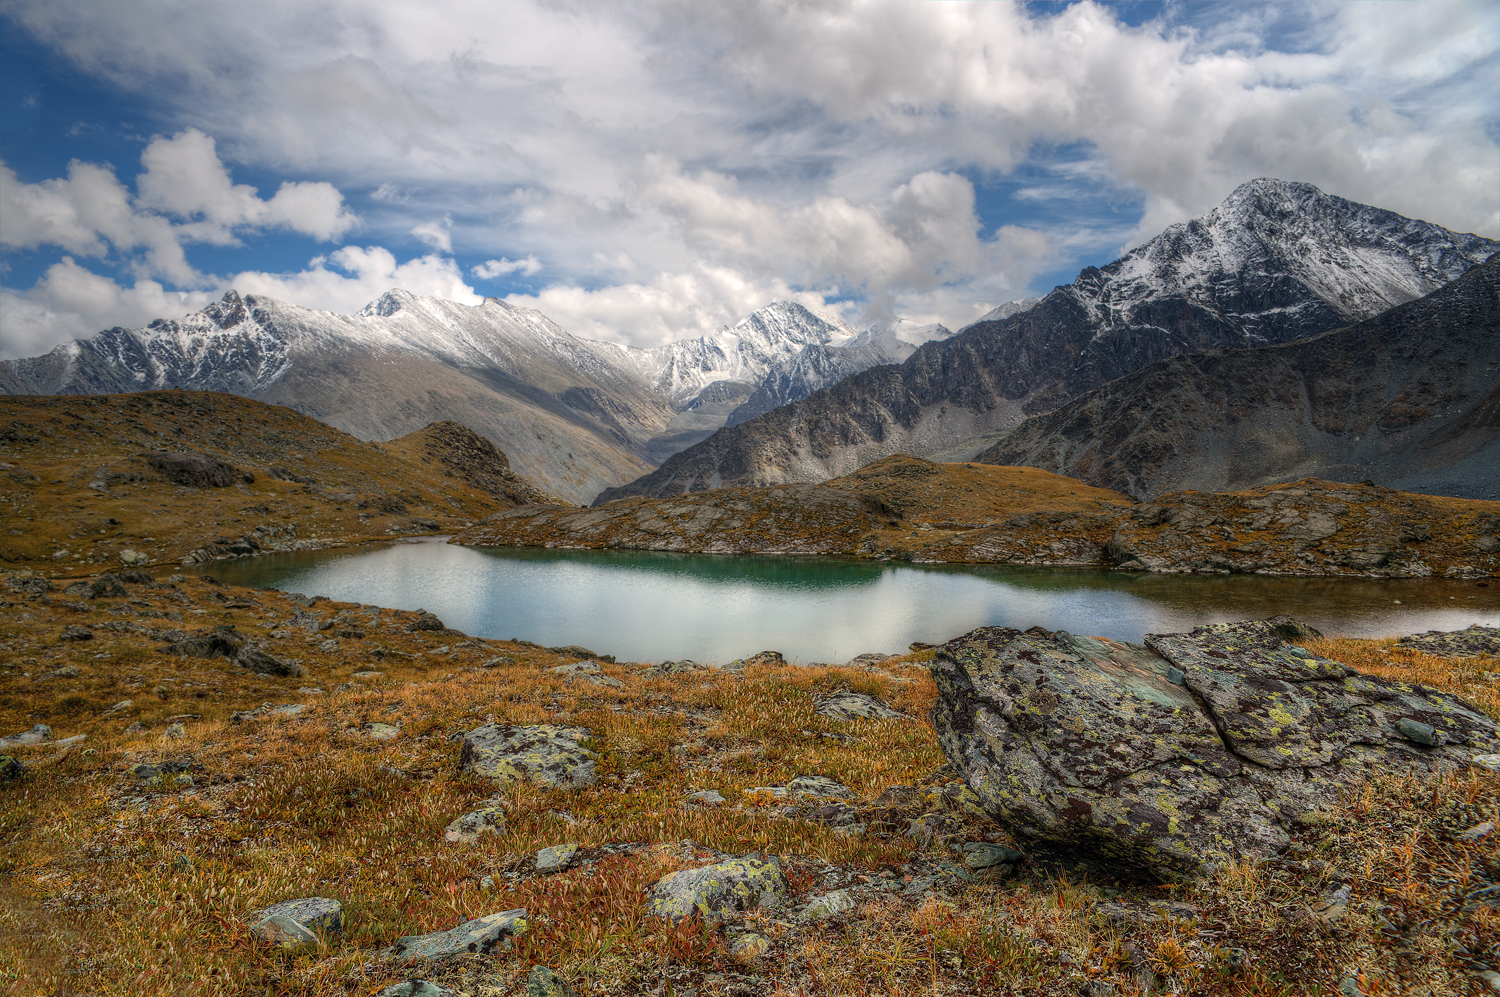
{"left": 929, "top": 617, "right": 1500, "bottom": 881}
{"left": 646, "top": 856, "right": 789, "bottom": 925}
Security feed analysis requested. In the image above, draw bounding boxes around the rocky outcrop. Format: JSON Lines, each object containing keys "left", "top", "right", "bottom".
{"left": 1396, "top": 625, "right": 1500, "bottom": 659}
{"left": 929, "top": 617, "right": 1500, "bottom": 881}
{"left": 139, "top": 450, "right": 250, "bottom": 488}
{"left": 646, "top": 856, "right": 790, "bottom": 925}
{"left": 977, "top": 254, "right": 1500, "bottom": 501}
{"left": 389, "top": 421, "right": 555, "bottom": 507}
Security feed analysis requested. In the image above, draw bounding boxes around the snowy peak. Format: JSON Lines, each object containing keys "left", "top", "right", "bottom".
{"left": 1088, "top": 178, "right": 1500, "bottom": 341}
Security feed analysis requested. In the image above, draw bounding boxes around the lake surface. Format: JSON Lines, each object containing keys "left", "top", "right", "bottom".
{"left": 192, "top": 539, "right": 1499, "bottom": 664}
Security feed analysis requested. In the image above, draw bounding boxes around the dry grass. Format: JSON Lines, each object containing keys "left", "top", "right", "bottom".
{"left": 0, "top": 391, "right": 546, "bottom": 573}
{"left": 1, "top": 574, "right": 1496, "bottom": 996}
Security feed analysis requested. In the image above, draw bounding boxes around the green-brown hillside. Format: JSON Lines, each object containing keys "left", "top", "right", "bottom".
{"left": 0, "top": 391, "right": 554, "bottom": 573}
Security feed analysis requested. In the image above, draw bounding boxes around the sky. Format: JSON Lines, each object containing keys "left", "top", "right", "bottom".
{"left": 1, "top": 0, "right": 1497, "bottom": 361}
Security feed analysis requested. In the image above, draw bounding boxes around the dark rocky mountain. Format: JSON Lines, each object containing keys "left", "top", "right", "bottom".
{"left": 975, "top": 254, "right": 1500, "bottom": 500}
{"left": 597, "top": 179, "right": 1500, "bottom": 502}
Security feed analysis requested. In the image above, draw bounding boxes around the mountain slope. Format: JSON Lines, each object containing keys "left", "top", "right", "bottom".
{"left": 597, "top": 179, "right": 1500, "bottom": 503}
{"left": 974, "top": 254, "right": 1500, "bottom": 501}
{"left": 0, "top": 296, "right": 917, "bottom": 504}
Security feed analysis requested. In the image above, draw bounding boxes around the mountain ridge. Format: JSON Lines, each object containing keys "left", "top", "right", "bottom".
{"left": 596, "top": 178, "right": 1500, "bottom": 503}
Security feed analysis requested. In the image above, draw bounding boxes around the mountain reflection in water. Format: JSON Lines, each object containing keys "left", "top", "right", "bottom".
{"left": 192, "top": 539, "right": 1498, "bottom": 664}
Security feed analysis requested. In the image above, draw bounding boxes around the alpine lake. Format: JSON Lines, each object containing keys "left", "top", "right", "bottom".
{"left": 188, "top": 537, "right": 1499, "bottom": 664}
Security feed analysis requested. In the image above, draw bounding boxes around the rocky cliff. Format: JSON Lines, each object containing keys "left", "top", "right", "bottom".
{"left": 976, "top": 254, "right": 1500, "bottom": 500}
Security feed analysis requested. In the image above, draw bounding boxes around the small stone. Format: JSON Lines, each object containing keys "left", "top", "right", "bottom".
{"left": 319, "top": 638, "right": 339, "bottom": 652}
{"left": 536, "top": 843, "right": 579, "bottom": 874}
{"left": 251, "top": 897, "right": 344, "bottom": 950}
{"left": 801, "top": 889, "right": 856, "bottom": 922}
{"left": 961, "top": 842, "right": 1024, "bottom": 871}
{"left": 375, "top": 981, "right": 463, "bottom": 997}
{"left": 162, "top": 722, "right": 186, "bottom": 740}
{"left": 42, "top": 665, "right": 81, "bottom": 679}
{"left": 352, "top": 670, "right": 384, "bottom": 679}
{"left": 1476, "top": 970, "right": 1500, "bottom": 994}
{"left": 478, "top": 875, "right": 495, "bottom": 892}
{"left": 526, "top": 965, "right": 577, "bottom": 997}
{"left": 104, "top": 699, "right": 133, "bottom": 716}
{"left": 120, "top": 549, "right": 150, "bottom": 566}
{"left": 728, "top": 931, "right": 770, "bottom": 966}
{"left": 814, "top": 691, "right": 903, "bottom": 720}
{"left": 481, "top": 655, "right": 516, "bottom": 668}
{"left": 1470, "top": 754, "right": 1500, "bottom": 772}
{"left": 383, "top": 908, "right": 528, "bottom": 961}
{"left": 685, "top": 790, "right": 726, "bottom": 807}
{"left": 1396, "top": 718, "right": 1445, "bottom": 746}
{"left": 647, "top": 856, "right": 789, "bottom": 925}
{"left": 367, "top": 722, "right": 401, "bottom": 741}
{"left": 1339, "top": 977, "right": 1366, "bottom": 996}
{"left": 1457, "top": 820, "right": 1495, "bottom": 841}
{"left": 443, "top": 807, "right": 508, "bottom": 845}
{"left": 122, "top": 722, "right": 146, "bottom": 735}
{"left": 0, "top": 724, "right": 53, "bottom": 750}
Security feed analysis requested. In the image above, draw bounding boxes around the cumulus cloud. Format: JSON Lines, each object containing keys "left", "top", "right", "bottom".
{"left": 0, "top": 258, "right": 220, "bottom": 359}
{"left": 229, "top": 246, "right": 482, "bottom": 314}
{"left": 473, "top": 256, "right": 542, "bottom": 279}
{"left": 2, "top": 0, "right": 1495, "bottom": 358}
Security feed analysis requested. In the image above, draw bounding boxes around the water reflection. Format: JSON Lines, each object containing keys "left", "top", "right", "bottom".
{"left": 191, "top": 539, "right": 1498, "bottom": 664}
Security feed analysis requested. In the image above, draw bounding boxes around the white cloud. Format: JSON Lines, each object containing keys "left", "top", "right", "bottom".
{"left": 409, "top": 215, "right": 452, "bottom": 253}
{"left": 473, "top": 255, "right": 542, "bottom": 279}
{"left": 229, "top": 245, "right": 482, "bottom": 314}
{"left": 0, "top": 258, "right": 219, "bottom": 359}
{"left": 2, "top": 0, "right": 1496, "bottom": 360}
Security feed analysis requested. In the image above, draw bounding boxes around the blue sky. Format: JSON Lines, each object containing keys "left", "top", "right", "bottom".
{"left": 2, "top": 0, "right": 1497, "bottom": 359}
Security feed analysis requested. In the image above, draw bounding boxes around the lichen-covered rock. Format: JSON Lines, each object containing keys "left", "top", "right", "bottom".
{"left": 930, "top": 616, "right": 1500, "bottom": 881}
{"left": 800, "top": 889, "right": 856, "bottom": 922}
{"left": 1396, "top": 624, "right": 1500, "bottom": 659}
{"left": 815, "top": 691, "right": 903, "bottom": 720}
{"left": 442, "top": 807, "right": 507, "bottom": 844}
{"left": 384, "top": 909, "right": 528, "bottom": 961}
{"left": 375, "top": 982, "right": 464, "bottom": 997}
{"left": 526, "top": 965, "right": 576, "bottom": 997}
{"left": 458, "top": 724, "right": 597, "bottom": 789}
{"left": 0, "top": 725, "right": 53, "bottom": 750}
{"left": 535, "top": 843, "right": 578, "bottom": 873}
{"left": 250, "top": 897, "right": 343, "bottom": 949}
{"left": 646, "top": 856, "right": 789, "bottom": 925}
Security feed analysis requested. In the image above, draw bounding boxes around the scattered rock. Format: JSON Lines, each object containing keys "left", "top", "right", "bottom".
{"left": 40, "top": 665, "right": 81, "bottom": 679}
{"left": 729, "top": 931, "right": 770, "bottom": 965}
{"left": 786, "top": 774, "right": 856, "bottom": 800}
{"left": 815, "top": 690, "right": 903, "bottom": 720}
{"left": 162, "top": 722, "right": 186, "bottom": 740}
{"left": 526, "top": 965, "right": 576, "bottom": 997}
{"left": 120, "top": 549, "right": 150, "bottom": 566}
{"left": 443, "top": 808, "right": 508, "bottom": 845}
{"left": 58, "top": 625, "right": 93, "bottom": 642}
{"left": 230, "top": 702, "right": 306, "bottom": 723}
{"left": 0, "top": 725, "right": 53, "bottom": 750}
{"left": 251, "top": 898, "right": 343, "bottom": 950}
{"left": 1396, "top": 624, "right": 1500, "bottom": 659}
{"left": 960, "top": 842, "right": 1024, "bottom": 872}
{"left": 646, "top": 856, "right": 789, "bottom": 925}
{"left": 367, "top": 723, "right": 401, "bottom": 741}
{"left": 800, "top": 889, "right": 856, "bottom": 922}
{"left": 1472, "top": 754, "right": 1500, "bottom": 772}
{"left": 160, "top": 625, "right": 302, "bottom": 677}
{"left": 459, "top": 724, "right": 598, "bottom": 789}
{"left": 384, "top": 909, "right": 528, "bottom": 961}
{"left": 375, "top": 982, "right": 464, "bottom": 997}
{"left": 724, "top": 650, "right": 786, "bottom": 670}
{"left": 929, "top": 617, "right": 1500, "bottom": 880}
{"left": 139, "top": 450, "right": 244, "bottom": 488}
{"left": 104, "top": 699, "right": 134, "bottom": 717}
{"left": 535, "top": 843, "right": 578, "bottom": 874}
{"left": 844, "top": 652, "right": 894, "bottom": 668}
{"left": 549, "top": 661, "right": 623, "bottom": 689}
{"left": 684, "top": 790, "right": 726, "bottom": 808}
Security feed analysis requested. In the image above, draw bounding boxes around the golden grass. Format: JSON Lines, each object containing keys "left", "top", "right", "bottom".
{"left": 1, "top": 574, "right": 1496, "bottom": 996}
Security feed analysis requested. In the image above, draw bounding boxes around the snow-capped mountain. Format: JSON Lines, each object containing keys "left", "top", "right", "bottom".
{"left": 0, "top": 292, "right": 924, "bottom": 502}
{"left": 599, "top": 178, "right": 1500, "bottom": 502}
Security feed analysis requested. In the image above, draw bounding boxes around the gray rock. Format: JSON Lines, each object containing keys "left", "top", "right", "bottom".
{"left": 786, "top": 774, "right": 856, "bottom": 799}
{"left": 815, "top": 691, "right": 903, "bottom": 720}
{"left": 728, "top": 931, "right": 770, "bottom": 965}
{"left": 120, "top": 549, "right": 150, "bottom": 566}
{"left": 458, "top": 724, "right": 597, "bottom": 789}
{"left": 443, "top": 807, "right": 508, "bottom": 845}
{"left": 526, "top": 965, "right": 576, "bottom": 997}
{"left": 0, "top": 725, "right": 53, "bottom": 750}
{"left": 1396, "top": 624, "right": 1500, "bottom": 659}
{"left": 647, "top": 856, "right": 789, "bottom": 925}
{"left": 251, "top": 897, "right": 343, "bottom": 949}
{"left": 236, "top": 643, "right": 303, "bottom": 677}
{"left": 929, "top": 617, "right": 1500, "bottom": 880}
{"left": 384, "top": 908, "right": 528, "bottom": 961}
{"left": 684, "top": 789, "right": 726, "bottom": 807}
{"left": 536, "top": 843, "right": 579, "bottom": 874}
{"left": 800, "top": 889, "right": 856, "bottom": 921}
{"left": 1473, "top": 754, "right": 1500, "bottom": 772}
{"left": 961, "top": 842, "right": 1024, "bottom": 871}
{"left": 1396, "top": 717, "right": 1445, "bottom": 746}
{"left": 104, "top": 699, "right": 133, "bottom": 717}
{"left": 375, "top": 982, "right": 464, "bottom": 997}
{"left": 162, "top": 722, "right": 186, "bottom": 740}
{"left": 549, "top": 661, "right": 623, "bottom": 689}
{"left": 367, "top": 723, "right": 401, "bottom": 741}
{"left": 59, "top": 625, "right": 93, "bottom": 642}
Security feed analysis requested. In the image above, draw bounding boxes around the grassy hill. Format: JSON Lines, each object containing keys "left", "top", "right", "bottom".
{"left": 0, "top": 391, "right": 555, "bottom": 574}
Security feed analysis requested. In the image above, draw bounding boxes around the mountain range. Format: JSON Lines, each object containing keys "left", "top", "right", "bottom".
{"left": 597, "top": 179, "right": 1500, "bottom": 502}
{"left": 0, "top": 296, "right": 911, "bottom": 503}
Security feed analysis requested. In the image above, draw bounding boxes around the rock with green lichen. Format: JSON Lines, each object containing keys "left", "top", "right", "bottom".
{"left": 931, "top": 615, "right": 1500, "bottom": 881}
{"left": 526, "top": 965, "right": 576, "bottom": 997}
{"left": 458, "top": 724, "right": 597, "bottom": 789}
{"left": 383, "top": 909, "right": 528, "bottom": 961}
{"left": 646, "top": 855, "right": 789, "bottom": 925}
